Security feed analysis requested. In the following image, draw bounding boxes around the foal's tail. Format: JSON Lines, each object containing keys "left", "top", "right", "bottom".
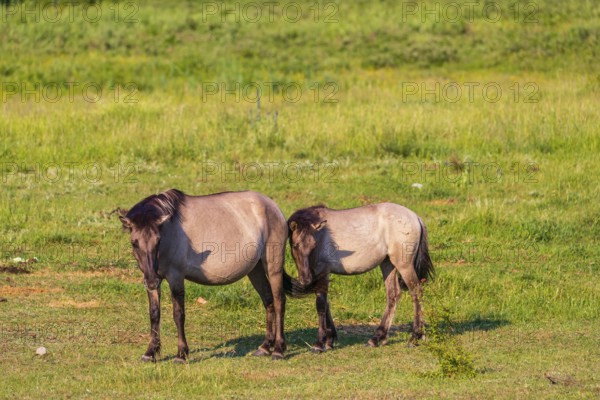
{"left": 400, "top": 217, "right": 435, "bottom": 290}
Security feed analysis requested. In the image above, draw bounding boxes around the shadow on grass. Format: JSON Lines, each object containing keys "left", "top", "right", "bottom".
{"left": 445, "top": 317, "right": 511, "bottom": 335}
{"left": 158, "top": 316, "right": 509, "bottom": 363}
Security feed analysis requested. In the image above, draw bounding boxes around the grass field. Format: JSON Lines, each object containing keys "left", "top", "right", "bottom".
{"left": 1, "top": 0, "right": 600, "bottom": 398}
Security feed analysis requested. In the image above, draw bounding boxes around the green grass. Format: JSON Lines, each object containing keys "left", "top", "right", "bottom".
{"left": 1, "top": 0, "right": 600, "bottom": 398}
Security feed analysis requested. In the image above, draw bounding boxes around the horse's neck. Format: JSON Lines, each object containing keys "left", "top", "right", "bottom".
{"left": 158, "top": 219, "right": 189, "bottom": 259}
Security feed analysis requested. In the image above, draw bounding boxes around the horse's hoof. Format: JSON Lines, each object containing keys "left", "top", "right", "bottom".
{"left": 271, "top": 352, "right": 284, "bottom": 360}
{"left": 141, "top": 355, "right": 156, "bottom": 363}
{"left": 408, "top": 335, "right": 423, "bottom": 347}
{"left": 252, "top": 347, "right": 271, "bottom": 357}
{"left": 366, "top": 339, "right": 378, "bottom": 348}
{"left": 173, "top": 357, "right": 187, "bottom": 364}
{"left": 325, "top": 344, "right": 334, "bottom": 351}
{"left": 311, "top": 345, "right": 325, "bottom": 353}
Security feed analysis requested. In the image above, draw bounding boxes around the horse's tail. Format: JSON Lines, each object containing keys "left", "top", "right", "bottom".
{"left": 282, "top": 269, "right": 298, "bottom": 296}
{"left": 282, "top": 269, "right": 327, "bottom": 298}
{"left": 282, "top": 269, "right": 309, "bottom": 298}
{"left": 400, "top": 217, "right": 435, "bottom": 290}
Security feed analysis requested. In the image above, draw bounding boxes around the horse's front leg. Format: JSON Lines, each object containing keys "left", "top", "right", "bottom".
{"left": 312, "top": 277, "right": 331, "bottom": 353}
{"left": 324, "top": 301, "right": 337, "bottom": 350}
{"left": 142, "top": 280, "right": 162, "bottom": 362}
{"left": 170, "top": 281, "right": 189, "bottom": 363}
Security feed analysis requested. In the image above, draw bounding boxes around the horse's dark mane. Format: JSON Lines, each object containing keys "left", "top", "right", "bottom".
{"left": 288, "top": 204, "right": 327, "bottom": 233}
{"left": 126, "top": 189, "right": 185, "bottom": 229}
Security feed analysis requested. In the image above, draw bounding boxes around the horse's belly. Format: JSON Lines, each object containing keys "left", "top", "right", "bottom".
{"left": 329, "top": 249, "right": 387, "bottom": 275}
{"left": 185, "top": 245, "right": 262, "bottom": 285}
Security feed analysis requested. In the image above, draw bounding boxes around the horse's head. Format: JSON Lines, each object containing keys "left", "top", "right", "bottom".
{"left": 288, "top": 212, "right": 327, "bottom": 287}
{"left": 119, "top": 189, "right": 185, "bottom": 290}
{"left": 120, "top": 214, "right": 167, "bottom": 290}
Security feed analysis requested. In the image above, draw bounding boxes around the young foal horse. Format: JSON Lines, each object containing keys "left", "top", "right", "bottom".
{"left": 288, "top": 203, "right": 434, "bottom": 352}
{"left": 120, "top": 189, "right": 289, "bottom": 361}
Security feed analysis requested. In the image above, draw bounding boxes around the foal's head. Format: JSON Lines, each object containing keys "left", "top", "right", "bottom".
{"left": 119, "top": 189, "right": 185, "bottom": 289}
{"left": 288, "top": 206, "right": 327, "bottom": 286}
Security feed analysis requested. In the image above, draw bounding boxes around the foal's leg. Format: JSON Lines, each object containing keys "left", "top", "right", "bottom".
{"left": 168, "top": 278, "right": 189, "bottom": 363}
{"left": 142, "top": 281, "right": 162, "bottom": 362}
{"left": 248, "top": 263, "right": 276, "bottom": 357}
{"left": 368, "top": 260, "right": 401, "bottom": 347}
{"left": 390, "top": 254, "right": 425, "bottom": 343}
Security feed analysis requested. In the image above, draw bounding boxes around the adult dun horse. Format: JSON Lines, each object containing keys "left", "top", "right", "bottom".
{"left": 119, "top": 189, "right": 289, "bottom": 362}
{"left": 287, "top": 203, "right": 434, "bottom": 352}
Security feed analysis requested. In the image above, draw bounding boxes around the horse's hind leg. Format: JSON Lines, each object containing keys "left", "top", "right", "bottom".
{"left": 368, "top": 259, "right": 401, "bottom": 347}
{"left": 260, "top": 241, "right": 287, "bottom": 360}
{"left": 248, "top": 263, "right": 276, "bottom": 357}
{"left": 389, "top": 253, "right": 425, "bottom": 344}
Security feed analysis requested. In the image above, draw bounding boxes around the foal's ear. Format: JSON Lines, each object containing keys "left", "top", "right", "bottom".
{"left": 312, "top": 220, "right": 327, "bottom": 231}
{"left": 119, "top": 215, "right": 132, "bottom": 231}
{"left": 289, "top": 221, "right": 298, "bottom": 231}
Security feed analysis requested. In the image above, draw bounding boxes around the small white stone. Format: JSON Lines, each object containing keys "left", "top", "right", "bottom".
{"left": 196, "top": 297, "right": 207, "bottom": 305}
{"left": 36, "top": 346, "right": 47, "bottom": 356}
{"left": 411, "top": 183, "right": 423, "bottom": 189}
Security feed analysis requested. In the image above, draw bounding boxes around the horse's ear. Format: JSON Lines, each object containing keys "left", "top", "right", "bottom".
{"left": 289, "top": 221, "right": 298, "bottom": 231}
{"left": 157, "top": 214, "right": 170, "bottom": 226}
{"left": 119, "top": 215, "right": 132, "bottom": 231}
{"left": 312, "top": 220, "right": 327, "bottom": 231}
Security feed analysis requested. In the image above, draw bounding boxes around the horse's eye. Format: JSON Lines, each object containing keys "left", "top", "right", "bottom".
{"left": 131, "top": 240, "right": 139, "bottom": 248}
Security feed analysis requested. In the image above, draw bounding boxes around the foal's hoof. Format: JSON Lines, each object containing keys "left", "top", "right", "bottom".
{"left": 252, "top": 347, "right": 271, "bottom": 357}
{"left": 324, "top": 344, "right": 335, "bottom": 351}
{"left": 141, "top": 355, "right": 156, "bottom": 363}
{"left": 366, "top": 339, "right": 378, "bottom": 348}
{"left": 271, "top": 352, "right": 284, "bottom": 360}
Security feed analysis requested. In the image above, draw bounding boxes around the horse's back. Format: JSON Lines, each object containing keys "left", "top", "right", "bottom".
{"left": 371, "top": 203, "right": 423, "bottom": 266}
{"left": 375, "top": 202, "right": 421, "bottom": 229}
{"left": 319, "top": 202, "right": 423, "bottom": 274}
{"left": 163, "top": 191, "right": 286, "bottom": 285}
{"left": 326, "top": 202, "right": 420, "bottom": 236}
{"left": 183, "top": 190, "right": 282, "bottom": 226}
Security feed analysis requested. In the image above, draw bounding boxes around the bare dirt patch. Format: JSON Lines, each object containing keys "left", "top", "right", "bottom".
{"left": 48, "top": 299, "right": 101, "bottom": 309}
{"left": 0, "top": 286, "right": 64, "bottom": 297}
{"left": 0, "top": 264, "right": 34, "bottom": 274}
{"left": 429, "top": 198, "right": 458, "bottom": 206}
{"left": 33, "top": 267, "right": 139, "bottom": 283}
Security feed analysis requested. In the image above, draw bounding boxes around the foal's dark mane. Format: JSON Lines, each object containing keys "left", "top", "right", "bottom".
{"left": 126, "top": 189, "right": 186, "bottom": 229}
{"left": 288, "top": 205, "right": 327, "bottom": 233}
